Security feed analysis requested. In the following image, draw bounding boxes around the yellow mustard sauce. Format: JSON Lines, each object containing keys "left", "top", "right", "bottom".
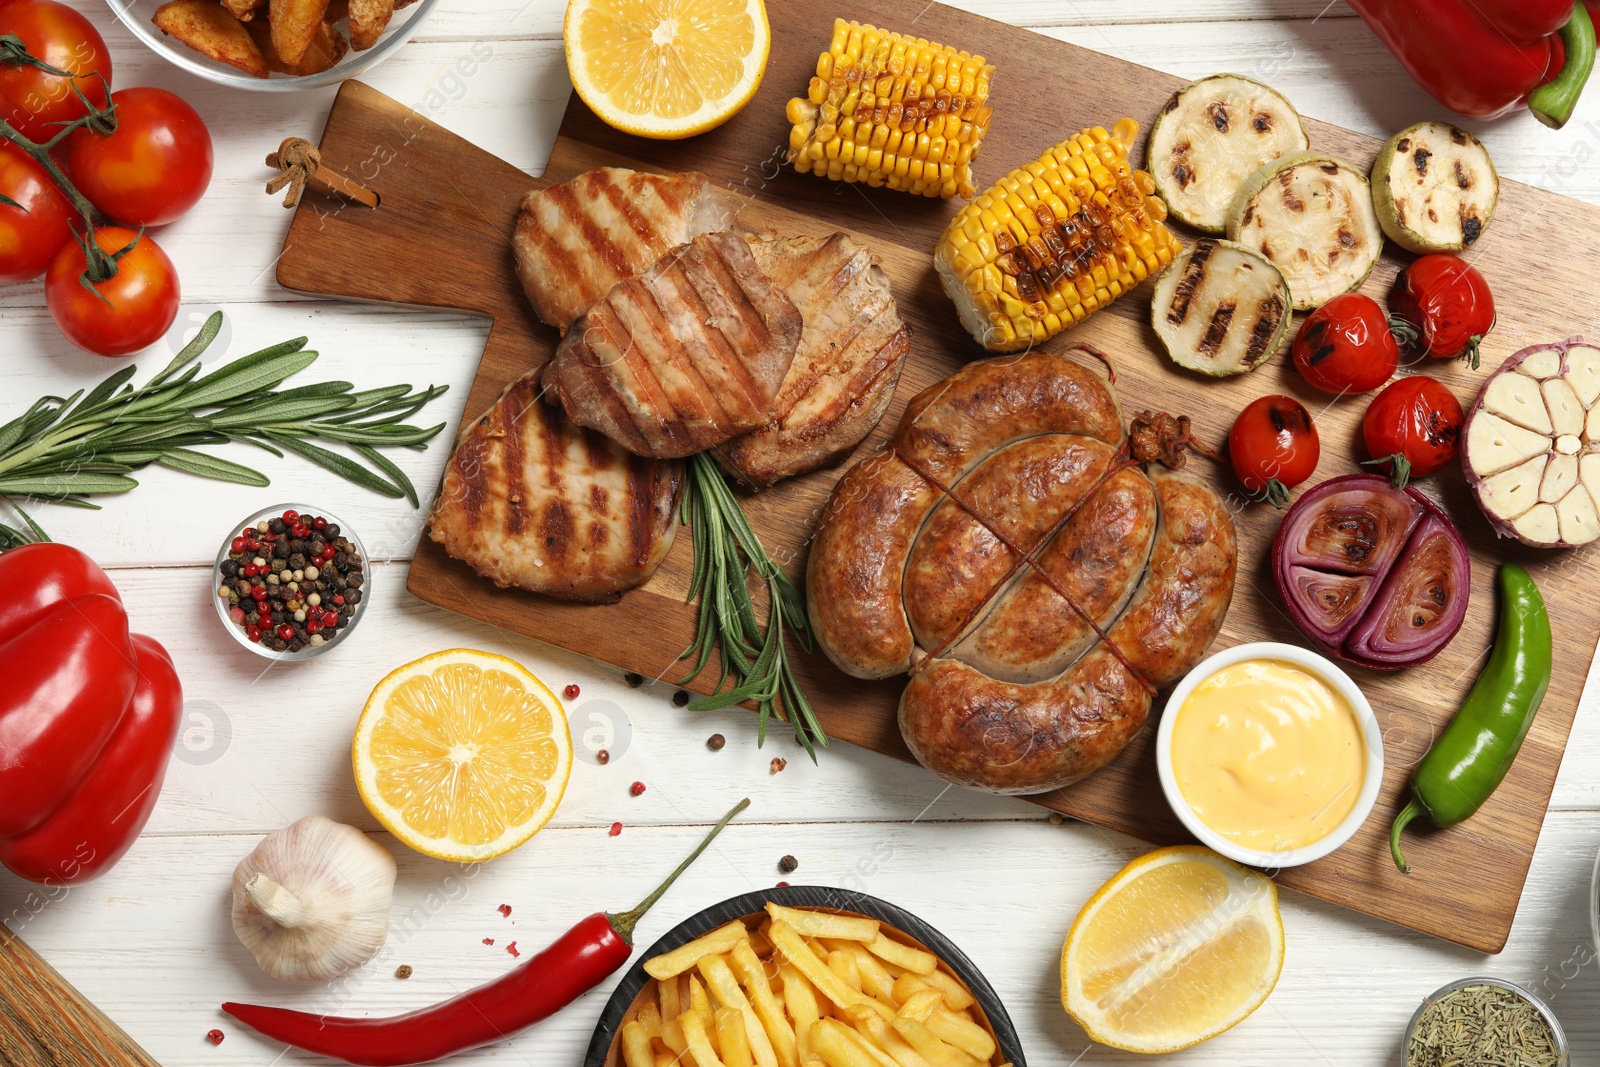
{"left": 1170, "top": 658, "right": 1365, "bottom": 852}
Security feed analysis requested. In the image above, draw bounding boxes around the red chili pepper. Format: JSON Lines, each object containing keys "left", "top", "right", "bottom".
{"left": 1346, "top": 0, "right": 1595, "bottom": 126}
{"left": 222, "top": 798, "right": 751, "bottom": 1067}
{"left": 0, "top": 544, "right": 182, "bottom": 883}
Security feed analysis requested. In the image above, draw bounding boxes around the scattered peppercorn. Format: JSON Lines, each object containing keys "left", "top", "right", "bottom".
{"left": 776, "top": 881, "right": 790, "bottom": 888}
{"left": 630, "top": 781, "right": 646, "bottom": 797}
{"left": 207, "top": 1030, "right": 225, "bottom": 1046}
{"left": 1048, "top": 812, "right": 1065, "bottom": 826}
{"left": 395, "top": 965, "right": 413, "bottom": 979}
{"left": 609, "top": 822, "right": 623, "bottom": 837}
{"left": 482, "top": 938, "right": 495, "bottom": 946}
{"left": 770, "top": 757, "right": 788, "bottom": 775}
{"left": 708, "top": 733, "right": 726, "bottom": 751}
{"left": 778, "top": 855, "right": 798, "bottom": 874}
{"left": 597, "top": 749, "right": 610, "bottom": 765}
{"left": 624, "top": 672, "right": 645, "bottom": 688}
{"left": 498, "top": 904, "right": 512, "bottom": 918}
{"left": 673, "top": 689, "right": 691, "bottom": 707}
{"left": 506, "top": 941, "right": 520, "bottom": 958}
{"left": 217, "top": 510, "right": 363, "bottom": 655}
{"left": 563, "top": 683, "right": 580, "bottom": 700}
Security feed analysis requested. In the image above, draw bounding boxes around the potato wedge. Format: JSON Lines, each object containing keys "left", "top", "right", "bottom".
{"left": 250, "top": 18, "right": 348, "bottom": 76}
{"left": 270, "top": 0, "right": 332, "bottom": 65}
{"left": 348, "top": 0, "right": 395, "bottom": 50}
{"left": 152, "top": 1, "right": 268, "bottom": 78}
{"left": 221, "top": 0, "right": 265, "bottom": 21}
{"left": 646, "top": 921, "right": 751, "bottom": 980}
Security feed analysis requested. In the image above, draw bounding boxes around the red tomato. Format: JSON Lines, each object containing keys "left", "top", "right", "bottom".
{"left": 62, "top": 88, "right": 213, "bottom": 227}
{"left": 0, "top": 0, "right": 112, "bottom": 143}
{"left": 1229, "top": 395, "right": 1320, "bottom": 507}
{"left": 0, "top": 139, "right": 72, "bottom": 283}
{"left": 1290, "top": 293, "right": 1399, "bottom": 395}
{"left": 1389, "top": 254, "right": 1496, "bottom": 369}
{"left": 1362, "top": 376, "right": 1464, "bottom": 485}
{"left": 45, "top": 226, "right": 180, "bottom": 357}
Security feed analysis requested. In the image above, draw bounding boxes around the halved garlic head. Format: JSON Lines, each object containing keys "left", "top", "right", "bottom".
{"left": 1463, "top": 338, "right": 1600, "bottom": 546}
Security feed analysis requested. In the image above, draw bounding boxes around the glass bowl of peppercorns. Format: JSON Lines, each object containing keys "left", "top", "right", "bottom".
{"left": 213, "top": 504, "right": 368, "bottom": 660}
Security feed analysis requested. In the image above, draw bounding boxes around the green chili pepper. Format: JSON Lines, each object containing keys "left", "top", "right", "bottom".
{"left": 1390, "top": 562, "right": 1552, "bottom": 873}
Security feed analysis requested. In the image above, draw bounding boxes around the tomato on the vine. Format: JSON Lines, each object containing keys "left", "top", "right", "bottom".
{"left": 1291, "top": 292, "right": 1400, "bottom": 395}
{"left": 63, "top": 88, "right": 212, "bottom": 227}
{"left": 1229, "top": 395, "right": 1320, "bottom": 507}
{"left": 0, "top": 0, "right": 113, "bottom": 143}
{"left": 0, "top": 138, "right": 72, "bottom": 283}
{"left": 1389, "top": 253, "right": 1496, "bottom": 369}
{"left": 45, "top": 226, "right": 180, "bottom": 357}
{"left": 1362, "top": 376, "right": 1464, "bottom": 486}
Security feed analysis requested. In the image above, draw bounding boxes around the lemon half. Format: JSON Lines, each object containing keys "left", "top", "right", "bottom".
{"left": 564, "top": 0, "right": 770, "bottom": 139}
{"left": 353, "top": 649, "right": 573, "bottom": 863}
{"left": 1061, "top": 845, "right": 1284, "bottom": 1054}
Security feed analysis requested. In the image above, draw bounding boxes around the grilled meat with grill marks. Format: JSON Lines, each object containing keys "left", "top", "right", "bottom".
{"left": 428, "top": 372, "right": 683, "bottom": 602}
{"left": 715, "top": 232, "right": 911, "bottom": 489}
{"left": 513, "top": 167, "right": 736, "bottom": 333}
{"left": 540, "top": 231, "right": 804, "bottom": 459}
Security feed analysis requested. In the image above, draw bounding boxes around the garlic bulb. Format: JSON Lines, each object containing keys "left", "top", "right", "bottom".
{"left": 231, "top": 815, "right": 397, "bottom": 981}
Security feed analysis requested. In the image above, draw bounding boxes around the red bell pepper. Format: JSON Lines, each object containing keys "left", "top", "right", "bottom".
{"left": 1347, "top": 0, "right": 1596, "bottom": 128}
{"left": 0, "top": 543, "right": 182, "bottom": 885}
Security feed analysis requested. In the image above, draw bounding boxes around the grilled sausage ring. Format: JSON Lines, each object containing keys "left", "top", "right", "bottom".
{"left": 807, "top": 349, "right": 1237, "bottom": 795}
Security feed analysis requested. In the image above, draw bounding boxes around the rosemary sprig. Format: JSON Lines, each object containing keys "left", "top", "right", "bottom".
{"left": 677, "top": 452, "right": 827, "bottom": 759}
{"left": 0, "top": 312, "right": 448, "bottom": 548}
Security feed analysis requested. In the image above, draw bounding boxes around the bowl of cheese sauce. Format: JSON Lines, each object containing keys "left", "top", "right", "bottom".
{"left": 1156, "top": 642, "right": 1384, "bottom": 868}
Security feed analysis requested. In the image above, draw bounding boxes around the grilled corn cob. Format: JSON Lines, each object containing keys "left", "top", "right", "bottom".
{"left": 785, "top": 19, "right": 994, "bottom": 199}
{"left": 934, "top": 120, "right": 1181, "bottom": 352}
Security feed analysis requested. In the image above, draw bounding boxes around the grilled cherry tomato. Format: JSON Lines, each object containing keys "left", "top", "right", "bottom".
{"left": 1229, "top": 394, "right": 1320, "bottom": 508}
{"left": 1362, "top": 376, "right": 1464, "bottom": 486}
{"left": 45, "top": 226, "right": 180, "bottom": 357}
{"left": 1389, "top": 253, "right": 1496, "bottom": 369}
{"left": 1291, "top": 292, "right": 1400, "bottom": 395}
{"left": 0, "top": 139, "right": 73, "bottom": 283}
{"left": 62, "top": 88, "right": 213, "bottom": 227}
{"left": 0, "top": 0, "right": 113, "bottom": 143}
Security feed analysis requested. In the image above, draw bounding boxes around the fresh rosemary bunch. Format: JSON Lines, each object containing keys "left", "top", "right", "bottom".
{"left": 678, "top": 452, "right": 827, "bottom": 758}
{"left": 0, "top": 312, "right": 448, "bottom": 548}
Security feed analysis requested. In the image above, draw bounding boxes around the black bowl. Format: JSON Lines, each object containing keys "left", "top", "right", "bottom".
{"left": 583, "top": 884, "right": 1027, "bottom": 1067}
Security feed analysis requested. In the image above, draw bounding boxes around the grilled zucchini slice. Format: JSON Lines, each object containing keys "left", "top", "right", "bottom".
{"left": 1147, "top": 74, "right": 1309, "bottom": 234}
{"left": 1226, "top": 152, "right": 1383, "bottom": 311}
{"left": 1151, "top": 239, "right": 1291, "bottom": 376}
{"left": 1371, "top": 121, "right": 1498, "bottom": 254}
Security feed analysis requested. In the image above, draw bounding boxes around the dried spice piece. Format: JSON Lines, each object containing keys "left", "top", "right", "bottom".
{"left": 630, "top": 781, "right": 646, "bottom": 797}
{"left": 482, "top": 938, "right": 494, "bottom": 946}
{"left": 564, "top": 684, "right": 581, "bottom": 700}
{"left": 673, "top": 690, "right": 691, "bottom": 707}
{"left": 707, "top": 733, "right": 726, "bottom": 751}
{"left": 1407, "top": 983, "right": 1560, "bottom": 1067}
{"left": 207, "top": 1029, "right": 225, "bottom": 1045}
{"left": 395, "top": 965, "right": 413, "bottom": 980}
{"left": 1049, "top": 813, "right": 1065, "bottom": 826}
{"left": 624, "top": 673, "right": 645, "bottom": 688}
{"left": 609, "top": 822, "right": 623, "bottom": 837}
{"left": 778, "top": 855, "right": 798, "bottom": 874}
{"left": 498, "top": 904, "right": 512, "bottom": 918}
{"left": 506, "top": 942, "right": 520, "bottom": 958}
{"left": 770, "top": 757, "right": 787, "bottom": 775}
{"left": 597, "top": 749, "right": 611, "bottom": 765}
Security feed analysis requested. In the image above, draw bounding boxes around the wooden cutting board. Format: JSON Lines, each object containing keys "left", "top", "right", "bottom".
{"left": 276, "top": 0, "right": 1600, "bottom": 954}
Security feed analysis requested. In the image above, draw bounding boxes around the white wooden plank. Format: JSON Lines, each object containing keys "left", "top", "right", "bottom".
{"left": 8, "top": 811, "right": 1600, "bottom": 1067}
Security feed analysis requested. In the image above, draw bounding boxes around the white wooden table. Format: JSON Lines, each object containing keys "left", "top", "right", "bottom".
{"left": 6, "top": 2, "right": 1600, "bottom": 1063}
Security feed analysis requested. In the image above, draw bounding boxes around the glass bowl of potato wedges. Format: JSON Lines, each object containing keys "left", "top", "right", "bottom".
{"left": 108, "top": 0, "right": 437, "bottom": 89}
{"left": 584, "top": 886, "right": 1027, "bottom": 1067}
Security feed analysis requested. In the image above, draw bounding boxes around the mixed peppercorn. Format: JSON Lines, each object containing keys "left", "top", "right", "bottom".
{"left": 216, "top": 509, "right": 364, "bottom": 654}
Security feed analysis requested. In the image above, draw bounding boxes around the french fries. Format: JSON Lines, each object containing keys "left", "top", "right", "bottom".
{"left": 151, "top": 0, "right": 409, "bottom": 80}
{"left": 621, "top": 907, "right": 998, "bottom": 1067}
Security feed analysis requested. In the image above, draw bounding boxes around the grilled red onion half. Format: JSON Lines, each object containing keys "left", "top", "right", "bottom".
{"left": 1273, "top": 473, "right": 1470, "bottom": 670}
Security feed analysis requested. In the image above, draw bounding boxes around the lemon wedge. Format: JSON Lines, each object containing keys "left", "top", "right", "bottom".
{"left": 1061, "top": 845, "right": 1284, "bottom": 1054}
{"left": 563, "top": 0, "right": 770, "bottom": 139}
{"left": 353, "top": 649, "right": 573, "bottom": 863}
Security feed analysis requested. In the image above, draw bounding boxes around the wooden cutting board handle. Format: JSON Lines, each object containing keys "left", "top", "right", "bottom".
{"left": 0, "top": 925, "right": 161, "bottom": 1066}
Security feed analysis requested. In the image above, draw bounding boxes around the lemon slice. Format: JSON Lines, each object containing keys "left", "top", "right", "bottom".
{"left": 1061, "top": 846, "right": 1284, "bottom": 1054}
{"left": 353, "top": 649, "right": 573, "bottom": 863}
{"left": 563, "top": 0, "right": 770, "bottom": 139}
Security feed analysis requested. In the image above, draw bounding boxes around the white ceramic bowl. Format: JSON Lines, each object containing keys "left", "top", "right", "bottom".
{"left": 106, "top": 0, "right": 438, "bottom": 91}
{"left": 1155, "top": 641, "right": 1385, "bottom": 869}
